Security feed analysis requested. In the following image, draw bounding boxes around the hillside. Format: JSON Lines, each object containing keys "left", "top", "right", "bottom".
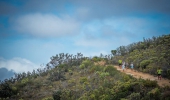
{"left": 0, "top": 59, "right": 170, "bottom": 100}
{"left": 111, "top": 34, "right": 170, "bottom": 79}
{"left": 0, "top": 34, "right": 170, "bottom": 100}
{"left": 115, "top": 65, "right": 170, "bottom": 87}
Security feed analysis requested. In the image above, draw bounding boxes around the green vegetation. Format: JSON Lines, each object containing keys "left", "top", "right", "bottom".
{"left": 111, "top": 34, "right": 170, "bottom": 78}
{"left": 0, "top": 35, "right": 170, "bottom": 99}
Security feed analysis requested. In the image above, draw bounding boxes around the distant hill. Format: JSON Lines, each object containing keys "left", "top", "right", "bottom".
{"left": 0, "top": 35, "right": 170, "bottom": 100}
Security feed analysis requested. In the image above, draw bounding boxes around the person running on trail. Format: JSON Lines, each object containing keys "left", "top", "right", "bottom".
{"left": 130, "top": 62, "right": 134, "bottom": 71}
{"left": 118, "top": 60, "right": 122, "bottom": 69}
{"left": 122, "top": 61, "right": 125, "bottom": 71}
{"left": 157, "top": 67, "right": 162, "bottom": 80}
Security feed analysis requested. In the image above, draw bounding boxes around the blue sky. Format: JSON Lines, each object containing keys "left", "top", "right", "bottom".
{"left": 0, "top": 0, "right": 170, "bottom": 80}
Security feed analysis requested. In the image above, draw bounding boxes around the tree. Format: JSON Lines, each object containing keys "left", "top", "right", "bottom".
{"left": 111, "top": 50, "right": 117, "bottom": 56}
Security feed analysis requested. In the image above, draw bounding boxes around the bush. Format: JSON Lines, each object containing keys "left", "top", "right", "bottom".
{"left": 127, "top": 92, "right": 140, "bottom": 100}
{"left": 104, "top": 65, "right": 118, "bottom": 76}
{"left": 0, "top": 83, "right": 13, "bottom": 98}
{"left": 120, "top": 82, "right": 132, "bottom": 92}
{"left": 123, "top": 75, "right": 131, "bottom": 82}
{"left": 42, "top": 97, "right": 54, "bottom": 100}
{"left": 78, "top": 94, "right": 88, "bottom": 100}
{"left": 140, "top": 60, "right": 151, "bottom": 69}
{"left": 92, "top": 56, "right": 103, "bottom": 62}
{"left": 48, "top": 71, "right": 65, "bottom": 81}
{"left": 89, "top": 94, "right": 96, "bottom": 99}
{"left": 11, "top": 86, "right": 18, "bottom": 95}
{"left": 148, "top": 88, "right": 160, "bottom": 99}
{"left": 53, "top": 90, "right": 62, "bottom": 100}
{"left": 162, "top": 91, "right": 170, "bottom": 100}
{"left": 69, "top": 70, "right": 73, "bottom": 75}
{"left": 80, "top": 77, "right": 88, "bottom": 84}
{"left": 34, "top": 81, "right": 43, "bottom": 89}
{"left": 57, "top": 64, "right": 67, "bottom": 68}
{"left": 21, "top": 78, "right": 29, "bottom": 86}
{"left": 89, "top": 65, "right": 103, "bottom": 73}
{"left": 68, "top": 79, "right": 76, "bottom": 87}
{"left": 96, "top": 71, "right": 109, "bottom": 77}
{"left": 99, "top": 94, "right": 109, "bottom": 100}
{"left": 143, "top": 79, "right": 157, "bottom": 87}
{"left": 79, "top": 64, "right": 85, "bottom": 69}
{"left": 82, "top": 60, "right": 92, "bottom": 68}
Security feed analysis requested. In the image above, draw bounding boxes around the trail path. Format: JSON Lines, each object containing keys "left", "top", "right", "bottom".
{"left": 114, "top": 66, "right": 170, "bottom": 87}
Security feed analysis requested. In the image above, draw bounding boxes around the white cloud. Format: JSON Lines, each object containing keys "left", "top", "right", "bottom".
{"left": 0, "top": 57, "right": 40, "bottom": 73}
{"left": 14, "top": 13, "right": 80, "bottom": 37}
{"left": 75, "top": 7, "right": 90, "bottom": 20}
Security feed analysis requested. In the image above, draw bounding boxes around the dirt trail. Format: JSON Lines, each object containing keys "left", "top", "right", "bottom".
{"left": 114, "top": 66, "right": 170, "bottom": 87}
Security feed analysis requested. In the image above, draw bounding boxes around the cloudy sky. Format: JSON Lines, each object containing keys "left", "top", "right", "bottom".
{"left": 0, "top": 0, "right": 170, "bottom": 80}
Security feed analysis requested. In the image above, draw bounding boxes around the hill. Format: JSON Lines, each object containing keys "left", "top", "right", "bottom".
{"left": 111, "top": 34, "right": 170, "bottom": 79}
{"left": 0, "top": 34, "right": 170, "bottom": 100}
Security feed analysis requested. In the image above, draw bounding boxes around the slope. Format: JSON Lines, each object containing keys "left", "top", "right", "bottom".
{"left": 114, "top": 66, "right": 170, "bottom": 87}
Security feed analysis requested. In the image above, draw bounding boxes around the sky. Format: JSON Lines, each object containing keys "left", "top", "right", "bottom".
{"left": 0, "top": 0, "right": 170, "bottom": 81}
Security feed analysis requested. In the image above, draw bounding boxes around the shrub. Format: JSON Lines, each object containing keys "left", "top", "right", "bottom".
{"left": 53, "top": 90, "right": 62, "bottom": 100}
{"left": 89, "top": 65, "right": 103, "bottom": 73}
{"left": 162, "top": 91, "right": 170, "bottom": 100}
{"left": 143, "top": 79, "right": 157, "bottom": 87}
{"left": 99, "top": 94, "right": 109, "bottom": 100}
{"left": 16, "top": 78, "right": 30, "bottom": 88}
{"left": 96, "top": 71, "right": 110, "bottom": 79}
{"left": 60, "top": 89, "right": 78, "bottom": 100}
{"left": 79, "top": 64, "right": 85, "bottom": 69}
{"left": 82, "top": 60, "right": 92, "bottom": 68}
{"left": 104, "top": 65, "right": 117, "bottom": 76}
{"left": 127, "top": 92, "right": 140, "bottom": 100}
{"left": 120, "top": 82, "right": 131, "bottom": 92}
{"left": 148, "top": 88, "right": 160, "bottom": 99}
{"left": 48, "top": 71, "right": 65, "bottom": 81}
{"left": 11, "top": 86, "right": 18, "bottom": 95}
{"left": 34, "top": 81, "right": 43, "bottom": 89}
{"left": 90, "top": 94, "right": 96, "bottom": 99}
{"left": 68, "top": 79, "right": 76, "bottom": 87}
{"left": 69, "top": 70, "right": 73, "bottom": 75}
{"left": 42, "top": 97, "right": 54, "bottom": 100}
{"left": 149, "top": 57, "right": 158, "bottom": 62}
{"left": 140, "top": 60, "right": 151, "bottom": 69}
{"left": 21, "top": 78, "right": 29, "bottom": 86}
{"left": 78, "top": 94, "right": 88, "bottom": 100}
{"left": 100, "top": 72, "right": 110, "bottom": 79}
{"left": 123, "top": 75, "right": 131, "bottom": 82}
{"left": 80, "top": 77, "right": 88, "bottom": 84}
{"left": 120, "top": 99, "right": 128, "bottom": 100}
{"left": 131, "top": 82, "right": 141, "bottom": 93}
{"left": 57, "top": 64, "right": 67, "bottom": 68}
{"left": 0, "top": 83, "right": 13, "bottom": 98}
{"left": 92, "top": 56, "right": 104, "bottom": 62}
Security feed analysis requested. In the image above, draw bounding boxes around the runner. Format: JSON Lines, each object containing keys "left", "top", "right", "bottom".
{"left": 157, "top": 67, "right": 162, "bottom": 80}
{"left": 130, "top": 62, "right": 134, "bottom": 71}
{"left": 122, "top": 61, "right": 125, "bottom": 71}
{"left": 118, "top": 60, "right": 122, "bottom": 69}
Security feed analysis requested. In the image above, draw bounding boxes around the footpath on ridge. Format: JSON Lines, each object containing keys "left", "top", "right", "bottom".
{"left": 114, "top": 65, "right": 170, "bottom": 87}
